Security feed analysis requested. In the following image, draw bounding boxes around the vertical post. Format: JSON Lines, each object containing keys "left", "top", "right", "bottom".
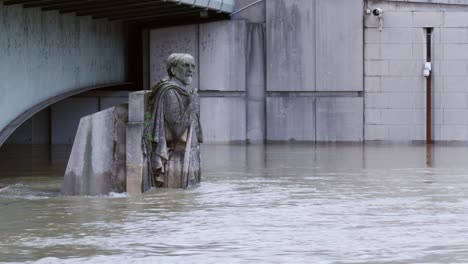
{"left": 426, "top": 28, "right": 433, "bottom": 145}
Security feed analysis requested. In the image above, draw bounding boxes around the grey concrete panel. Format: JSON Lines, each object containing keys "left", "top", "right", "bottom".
{"left": 316, "top": 0, "right": 364, "bottom": 91}
{"left": 149, "top": 25, "right": 198, "bottom": 88}
{"left": 266, "top": 0, "right": 315, "bottom": 91}
{"left": 126, "top": 122, "right": 144, "bottom": 196}
{"left": 199, "top": 20, "right": 247, "bottom": 91}
{"left": 51, "top": 98, "right": 99, "bottom": 145}
{"left": 266, "top": 97, "right": 316, "bottom": 141}
{"left": 200, "top": 97, "right": 246, "bottom": 142}
{"left": 0, "top": 5, "right": 126, "bottom": 146}
{"left": 128, "top": 91, "right": 151, "bottom": 122}
{"left": 246, "top": 24, "right": 266, "bottom": 142}
{"left": 316, "top": 97, "right": 363, "bottom": 141}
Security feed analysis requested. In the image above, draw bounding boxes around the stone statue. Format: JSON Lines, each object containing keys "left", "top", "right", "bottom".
{"left": 143, "top": 53, "right": 203, "bottom": 190}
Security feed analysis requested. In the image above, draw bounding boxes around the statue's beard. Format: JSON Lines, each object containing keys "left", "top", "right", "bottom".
{"left": 182, "top": 76, "right": 192, "bottom": 85}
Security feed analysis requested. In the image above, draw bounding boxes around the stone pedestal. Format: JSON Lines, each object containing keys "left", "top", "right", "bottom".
{"left": 62, "top": 104, "right": 128, "bottom": 196}
{"left": 126, "top": 91, "right": 151, "bottom": 196}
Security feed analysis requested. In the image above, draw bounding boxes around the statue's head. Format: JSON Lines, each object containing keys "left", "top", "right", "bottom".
{"left": 166, "top": 53, "right": 195, "bottom": 85}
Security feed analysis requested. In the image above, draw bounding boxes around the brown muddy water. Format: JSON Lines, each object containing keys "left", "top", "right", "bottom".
{"left": 0, "top": 144, "right": 468, "bottom": 264}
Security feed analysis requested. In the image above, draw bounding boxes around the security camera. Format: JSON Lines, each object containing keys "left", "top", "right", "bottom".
{"left": 372, "top": 8, "right": 384, "bottom": 17}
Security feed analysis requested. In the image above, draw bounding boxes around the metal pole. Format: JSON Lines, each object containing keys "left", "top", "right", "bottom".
{"left": 426, "top": 28, "right": 433, "bottom": 145}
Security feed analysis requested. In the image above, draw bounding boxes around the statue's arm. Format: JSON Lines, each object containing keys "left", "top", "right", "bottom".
{"left": 163, "top": 89, "right": 192, "bottom": 138}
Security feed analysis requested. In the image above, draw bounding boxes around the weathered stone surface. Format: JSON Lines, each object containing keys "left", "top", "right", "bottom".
{"left": 0, "top": 4, "right": 126, "bottom": 147}
{"left": 266, "top": 0, "right": 315, "bottom": 91}
{"left": 126, "top": 91, "right": 150, "bottom": 195}
{"left": 200, "top": 97, "right": 246, "bottom": 142}
{"left": 266, "top": 96, "right": 316, "bottom": 141}
{"left": 316, "top": 97, "right": 363, "bottom": 141}
{"left": 62, "top": 104, "right": 128, "bottom": 196}
{"left": 316, "top": 0, "right": 363, "bottom": 91}
{"left": 128, "top": 91, "right": 151, "bottom": 122}
{"left": 199, "top": 20, "right": 247, "bottom": 91}
{"left": 126, "top": 122, "right": 144, "bottom": 195}
{"left": 149, "top": 25, "right": 198, "bottom": 87}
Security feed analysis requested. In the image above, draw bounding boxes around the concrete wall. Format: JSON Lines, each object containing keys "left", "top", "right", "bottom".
{"left": 265, "top": 0, "right": 364, "bottom": 141}
{"left": 0, "top": 3, "right": 127, "bottom": 146}
{"left": 365, "top": 0, "right": 468, "bottom": 141}
{"left": 147, "top": 0, "right": 364, "bottom": 142}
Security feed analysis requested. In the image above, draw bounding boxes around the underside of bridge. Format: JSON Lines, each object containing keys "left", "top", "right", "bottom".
{"left": 0, "top": 0, "right": 233, "bottom": 146}
{"left": 1, "top": 0, "right": 232, "bottom": 27}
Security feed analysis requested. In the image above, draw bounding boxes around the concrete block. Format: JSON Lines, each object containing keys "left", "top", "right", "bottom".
{"left": 380, "top": 44, "right": 413, "bottom": 60}
{"left": 440, "top": 93, "right": 468, "bottom": 108}
{"left": 387, "top": 93, "right": 424, "bottom": 109}
{"left": 200, "top": 97, "right": 246, "bottom": 142}
{"left": 126, "top": 122, "right": 144, "bottom": 195}
{"left": 443, "top": 44, "right": 468, "bottom": 60}
{"left": 365, "top": 60, "right": 388, "bottom": 76}
{"left": 413, "top": 12, "right": 444, "bottom": 27}
{"left": 365, "top": 92, "right": 390, "bottom": 108}
{"left": 128, "top": 91, "right": 151, "bottom": 123}
{"left": 434, "top": 109, "right": 444, "bottom": 125}
{"left": 412, "top": 28, "right": 427, "bottom": 44}
{"left": 316, "top": 0, "right": 363, "bottom": 92}
{"left": 51, "top": 97, "right": 99, "bottom": 145}
{"left": 364, "top": 29, "right": 381, "bottom": 44}
{"left": 380, "top": 109, "right": 423, "bottom": 125}
{"left": 412, "top": 43, "right": 426, "bottom": 60}
{"left": 365, "top": 28, "right": 417, "bottom": 44}
{"left": 433, "top": 92, "right": 442, "bottom": 109}
{"left": 365, "top": 124, "right": 388, "bottom": 140}
{"left": 316, "top": 97, "right": 363, "bottom": 141}
{"left": 444, "top": 12, "right": 468, "bottom": 27}
{"left": 149, "top": 25, "right": 198, "bottom": 88}
{"left": 387, "top": 60, "right": 422, "bottom": 76}
{"left": 365, "top": 44, "right": 381, "bottom": 60}
{"left": 443, "top": 109, "right": 468, "bottom": 124}
{"left": 438, "top": 61, "right": 468, "bottom": 76}
{"left": 365, "top": 76, "right": 381, "bottom": 92}
{"left": 199, "top": 20, "right": 247, "bottom": 91}
{"left": 440, "top": 125, "right": 468, "bottom": 141}
{"left": 384, "top": 12, "right": 413, "bottom": 28}
{"left": 440, "top": 28, "right": 468, "bottom": 44}
{"left": 365, "top": 108, "right": 382, "bottom": 125}
{"left": 266, "top": 96, "right": 315, "bottom": 141}
{"left": 432, "top": 124, "right": 442, "bottom": 141}
{"left": 387, "top": 125, "right": 423, "bottom": 141}
{"left": 381, "top": 76, "right": 425, "bottom": 92}
{"left": 443, "top": 76, "right": 468, "bottom": 92}
{"left": 266, "top": 0, "right": 315, "bottom": 91}
{"left": 62, "top": 105, "right": 128, "bottom": 196}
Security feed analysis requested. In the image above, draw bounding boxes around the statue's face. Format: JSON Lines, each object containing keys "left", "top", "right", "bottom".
{"left": 172, "top": 56, "right": 196, "bottom": 85}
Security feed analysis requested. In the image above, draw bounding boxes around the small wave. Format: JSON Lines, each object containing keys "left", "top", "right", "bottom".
{"left": 108, "top": 192, "right": 129, "bottom": 198}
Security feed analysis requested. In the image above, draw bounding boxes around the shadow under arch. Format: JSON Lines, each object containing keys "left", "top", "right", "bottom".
{"left": 0, "top": 82, "right": 133, "bottom": 148}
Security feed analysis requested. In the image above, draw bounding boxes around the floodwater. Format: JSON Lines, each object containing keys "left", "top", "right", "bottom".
{"left": 1, "top": 143, "right": 468, "bottom": 264}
